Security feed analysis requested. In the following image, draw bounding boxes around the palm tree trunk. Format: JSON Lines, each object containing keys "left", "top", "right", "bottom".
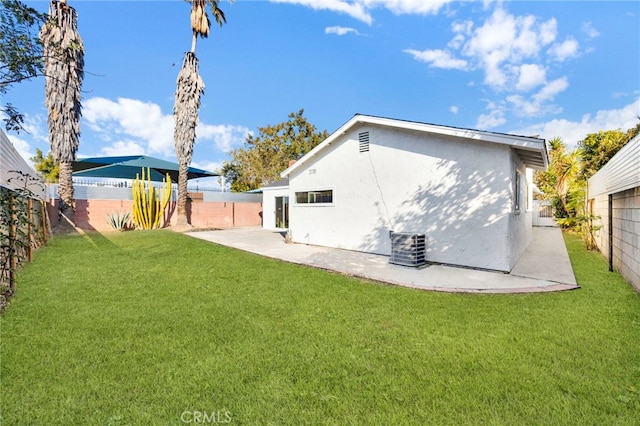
{"left": 40, "top": 0, "right": 84, "bottom": 230}
{"left": 191, "top": 31, "right": 197, "bottom": 54}
{"left": 176, "top": 162, "right": 190, "bottom": 227}
{"left": 57, "top": 161, "right": 74, "bottom": 212}
{"left": 173, "top": 52, "right": 204, "bottom": 227}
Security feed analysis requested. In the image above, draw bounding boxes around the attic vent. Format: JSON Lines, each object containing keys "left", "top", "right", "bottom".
{"left": 390, "top": 232, "right": 426, "bottom": 267}
{"left": 358, "top": 131, "right": 370, "bottom": 153}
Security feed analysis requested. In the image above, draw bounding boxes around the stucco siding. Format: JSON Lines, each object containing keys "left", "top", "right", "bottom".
{"left": 288, "top": 124, "right": 520, "bottom": 271}
{"left": 262, "top": 186, "right": 289, "bottom": 230}
{"left": 506, "top": 152, "right": 533, "bottom": 269}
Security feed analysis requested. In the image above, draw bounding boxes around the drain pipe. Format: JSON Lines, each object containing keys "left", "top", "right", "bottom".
{"left": 608, "top": 194, "right": 613, "bottom": 272}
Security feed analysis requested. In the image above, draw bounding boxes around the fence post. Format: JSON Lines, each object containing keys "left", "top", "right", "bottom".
{"left": 40, "top": 200, "right": 48, "bottom": 245}
{"left": 8, "top": 191, "right": 17, "bottom": 291}
{"left": 28, "top": 198, "right": 33, "bottom": 262}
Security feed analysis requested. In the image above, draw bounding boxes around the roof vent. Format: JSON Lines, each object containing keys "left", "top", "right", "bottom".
{"left": 358, "top": 131, "right": 370, "bottom": 153}
{"left": 390, "top": 232, "right": 426, "bottom": 267}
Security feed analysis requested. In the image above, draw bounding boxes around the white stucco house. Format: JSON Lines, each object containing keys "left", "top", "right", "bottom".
{"left": 262, "top": 114, "right": 548, "bottom": 272}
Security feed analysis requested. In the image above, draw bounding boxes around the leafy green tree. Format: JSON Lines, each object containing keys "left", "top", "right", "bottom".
{"left": 578, "top": 129, "right": 629, "bottom": 180}
{"left": 535, "top": 122, "right": 640, "bottom": 247}
{"left": 627, "top": 118, "right": 640, "bottom": 141}
{"left": 222, "top": 109, "right": 329, "bottom": 192}
{"left": 0, "top": 0, "right": 46, "bottom": 131}
{"left": 30, "top": 148, "right": 59, "bottom": 183}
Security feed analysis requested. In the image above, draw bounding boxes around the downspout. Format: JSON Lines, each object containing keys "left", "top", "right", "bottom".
{"left": 608, "top": 194, "right": 613, "bottom": 272}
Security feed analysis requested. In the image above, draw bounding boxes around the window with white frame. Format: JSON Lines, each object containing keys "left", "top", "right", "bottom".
{"left": 295, "top": 190, "right": 333, "bottom": 204}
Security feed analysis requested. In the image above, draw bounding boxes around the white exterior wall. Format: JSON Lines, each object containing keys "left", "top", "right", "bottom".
{"left": 506, "top": 153, "right": 533, "bottom": 268}
{"left": 287, "top": 124, "right": 530, "bottom": 272}
{"left": 262, "top": 186, "right": 289, "bottom": 230}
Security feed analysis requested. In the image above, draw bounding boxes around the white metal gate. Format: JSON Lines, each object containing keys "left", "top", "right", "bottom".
{"left": 532, "top": 200, "right": 556, "bottom": 227}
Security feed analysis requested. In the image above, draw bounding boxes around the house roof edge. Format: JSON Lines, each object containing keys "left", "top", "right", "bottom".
{"left": 281, "top": 114, "right": 548, "bottom": 177}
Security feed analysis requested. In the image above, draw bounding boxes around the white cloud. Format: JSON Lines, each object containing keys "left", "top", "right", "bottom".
{"left": 507, "top": 77, "right": 569, "bottom": 116}
{"left": 447, "top": 32, "right": 466, "bottom": 50}
{"left": 6, "top": 134, "right": 35, "bottom": 166}
{"left": 547, "top": 37, "right": 579, "bottom": 61}
{"left": 403, "top": 48, "right": 468, "bottom": 70}
{"left": 451, "top": 19, "right": 473, "bottom": 36}
{"left": 271, "top": 0, "right": 456, "bottom": 24}
{"left": 361, "top": 0, "right": 453, "bottom": 16}
{"left": 476, "top": 101, "right": 506, "bottom": 129}
{"left": 511, "top": 97, "right": 640, "bottom": 148}
{"left": 83, "top": 97, "right": 175, "bottom": 155}
{"left": 534, "top": 77, "right": 569, "bottom": 103}
{"left": 449, "top": 105, "right": 459, "bottom": 114}
{"left": 406, "top": 4, "right": 584, "bottom": 122}
{"left": 410, "top": 7, "right": 562, "bottom": 96}
{"left": 538, "top": 17, "right": 558, "bottom": 45}
{"left": 581, "top": 22, "right": 600, "bottom": 39}
{"left": 516, "top": 63, "right": 546, "bottom": 91}
{"left": 196, "top": 123, "right": 252, "bottom": 153}
{"left": 191, "top": 160, "right": 222, "bottom": 174}
{"left": 325, "top": 26, "right": 360, "bottom": 36}
{"left": 461, "top": 8, "right": 558, "bottom": 89}
{"left": 270, "top": 0, "right": 373, "bottom": 25}
{"left": 83, "top": 96, "right": 251, "bottom": 158}
{"left": 19, "top": 114, "right": 49, "bottom": 144}
{"left": 100, "top": 140, "right": 146, "bottom": 157}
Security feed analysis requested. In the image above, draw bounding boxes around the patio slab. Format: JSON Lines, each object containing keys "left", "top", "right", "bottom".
{"left": 185, "top": 226, "right": 579, "bottom": 293}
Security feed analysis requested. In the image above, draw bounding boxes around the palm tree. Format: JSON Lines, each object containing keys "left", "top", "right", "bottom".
{"left": 173, "top": 0, "right": 226, "bottom": 227}
{"left": 39, "top": 0, "right": 83, "bottom": 228}
{"left": 548, "top": 137, "right": 580, "bottom": 214}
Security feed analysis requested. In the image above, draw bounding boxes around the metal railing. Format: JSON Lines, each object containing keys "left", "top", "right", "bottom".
{"left": 72, "top": 178, "right": 223, "bottom": 193}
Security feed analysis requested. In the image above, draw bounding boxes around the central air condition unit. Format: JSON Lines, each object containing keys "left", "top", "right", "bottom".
{"left": 389, "top": 232, "right": 426, "bottom": 267}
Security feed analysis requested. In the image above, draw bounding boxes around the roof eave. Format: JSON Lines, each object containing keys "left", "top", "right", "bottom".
{"left": 281, "top": 114, "right": 549, "bottom": 176}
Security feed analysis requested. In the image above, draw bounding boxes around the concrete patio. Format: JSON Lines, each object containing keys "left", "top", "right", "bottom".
{"left": 186, "top": 226, "right": 579, "bottom": 293}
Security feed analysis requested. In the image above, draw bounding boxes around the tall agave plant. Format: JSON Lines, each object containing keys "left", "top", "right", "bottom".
{"left": 39, "top": 0, "right": 84, "bottom": 227}
{"left": 173, "top": 0, "right": 227, "bottom": 227}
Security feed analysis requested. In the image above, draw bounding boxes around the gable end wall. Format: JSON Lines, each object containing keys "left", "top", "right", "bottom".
{"left": 287, "top": 125, "right": 526, "bottom": 271}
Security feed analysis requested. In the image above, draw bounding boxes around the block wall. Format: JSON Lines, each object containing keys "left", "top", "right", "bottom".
{"left": 591, "top": 187, "right": 640, "bottom": 291}
{"left": 48, "top": 198, "right": 262, "bottom": 232}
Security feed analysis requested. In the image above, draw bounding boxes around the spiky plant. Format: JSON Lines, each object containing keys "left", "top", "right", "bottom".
{"left": 39, "top": 0, "right": 83, "bottom": 227}
{"left": 173, "top": 0, "right": 227, "bottom": 227}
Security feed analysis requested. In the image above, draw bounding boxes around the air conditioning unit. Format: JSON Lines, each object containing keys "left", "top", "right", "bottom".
{"left": 389, "top": 232, "right": 426, "bottom": 267}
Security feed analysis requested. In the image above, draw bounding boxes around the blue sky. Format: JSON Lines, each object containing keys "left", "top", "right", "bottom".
{"left": 5, "top": 0, "right": 640, "bottom": 178}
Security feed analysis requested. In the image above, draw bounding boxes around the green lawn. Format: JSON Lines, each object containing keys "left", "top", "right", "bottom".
{"left": 1, "top": 230, "right": 639, "bottom": 425}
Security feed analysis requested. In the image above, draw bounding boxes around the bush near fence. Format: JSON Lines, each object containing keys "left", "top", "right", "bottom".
{"left": 1, "top": 129, "right": 50, "bottom": 309}
{"left": 1, "top": 184, "right": 49, "bottom": 310}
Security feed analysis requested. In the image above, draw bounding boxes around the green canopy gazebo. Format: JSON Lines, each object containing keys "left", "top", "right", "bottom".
{"left": 72, "top": 155, "right": 218, "bottom": 182}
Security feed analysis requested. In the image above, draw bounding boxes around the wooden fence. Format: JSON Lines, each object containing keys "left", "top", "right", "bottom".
{"left": 1, "top": 130, "right": 49, "bottom": 308}
{"left": 0, "top": 183, "right": 49, "bottom": 309}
